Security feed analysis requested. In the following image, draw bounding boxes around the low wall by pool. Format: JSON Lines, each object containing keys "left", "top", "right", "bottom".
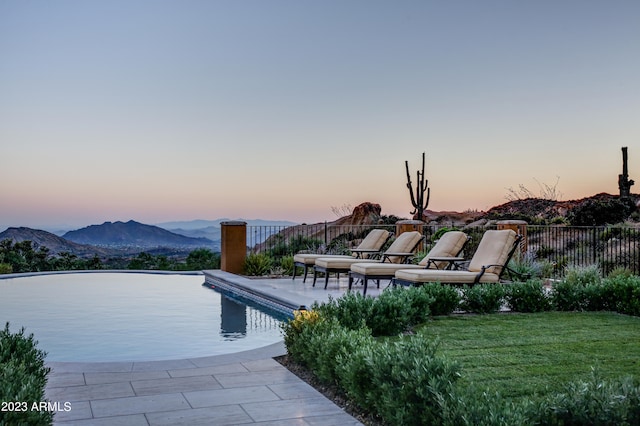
{"left": 203, "top": 270, "right": 305, "bottom": 319}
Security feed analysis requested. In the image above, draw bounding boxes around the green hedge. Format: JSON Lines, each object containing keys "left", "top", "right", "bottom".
{"left": 283, "top": 274, "right": 640, "bottom": 425}
{"left": 0, "top": 323, "right": 52, "bottom": 426}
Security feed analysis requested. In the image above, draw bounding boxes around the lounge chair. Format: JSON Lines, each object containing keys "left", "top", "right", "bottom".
{"left": 292, "top": 228, "right": 392, "bottom": 283}
{"left": 348, "top": 230, "right": 470, "bottom": 295}
{"left": 393, "top": 229, "right": 524, "bottom": 287}
{"left": 313, "top": 231, "right": 424, "bottom": 289}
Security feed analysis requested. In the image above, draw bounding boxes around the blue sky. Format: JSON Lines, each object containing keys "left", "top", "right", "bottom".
{"left": 1, "top": 0, "right": 639, "bottom": 230}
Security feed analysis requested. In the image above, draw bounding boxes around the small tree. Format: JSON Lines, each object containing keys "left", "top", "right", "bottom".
{"left": 405, "top": 152, "right": 431, "bottom": 220}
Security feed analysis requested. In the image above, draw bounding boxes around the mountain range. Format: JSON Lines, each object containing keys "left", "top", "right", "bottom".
{"left": 0, "top": 218, "right": 298, "bottom": 258}
{"left": 0, "top": 227, "right": 119, "bottom": 257}
{"left": 63, "top": 220, "right": 214, "bottom": 248}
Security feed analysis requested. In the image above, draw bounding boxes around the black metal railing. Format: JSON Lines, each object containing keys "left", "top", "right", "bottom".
{"left": 247, "top": 223, "right": 640, "bottom": 277}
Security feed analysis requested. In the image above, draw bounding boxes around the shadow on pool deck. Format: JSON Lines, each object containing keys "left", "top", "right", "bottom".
{"left": 45, "top": 272, "right": 385, "bottom": 425}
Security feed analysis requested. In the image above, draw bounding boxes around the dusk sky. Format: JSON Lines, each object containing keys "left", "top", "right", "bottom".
{"left": 1, "top": 1, "right": 639, "bottom": 231}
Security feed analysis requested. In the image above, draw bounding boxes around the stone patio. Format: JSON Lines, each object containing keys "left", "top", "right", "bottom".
{"left": 45, "top": 272, "right": 386, "bottom": 425}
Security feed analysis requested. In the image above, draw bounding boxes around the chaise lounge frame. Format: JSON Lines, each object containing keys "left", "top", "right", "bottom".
{"left": 313, "top": 231, "right": 425, "bottom": 290}
{"left": 348, "top": 231, "right": 470, "bottom": 295}
{"left": 292, "top": 229, "right": 392, "bottom": 283}
{"left": 393, "top": 230, "right": 527, "bottom": 287}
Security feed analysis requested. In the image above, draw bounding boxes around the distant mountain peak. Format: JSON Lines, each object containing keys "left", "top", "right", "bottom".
{"left": 62, "top": 221, "right": 213, "bottom": 248}
{"left": 0, "top": 227, "right": 113, "bottom": 257}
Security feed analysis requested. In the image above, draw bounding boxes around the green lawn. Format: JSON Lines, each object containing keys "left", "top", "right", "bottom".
{"left": 416, "top": 311, "right": 640, "bottom": 399}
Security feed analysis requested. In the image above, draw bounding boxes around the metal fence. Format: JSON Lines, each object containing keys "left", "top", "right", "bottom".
{"left": 248, "top": 223, "right": 640, "bottom": 277}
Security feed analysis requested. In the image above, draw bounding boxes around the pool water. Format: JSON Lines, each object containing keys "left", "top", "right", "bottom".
{"left": 0, "top": 272, "right": 285, "bottom": 362}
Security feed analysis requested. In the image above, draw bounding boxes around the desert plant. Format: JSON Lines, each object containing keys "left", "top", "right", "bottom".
{"left": 401, "top": 286, "right": 435, "bottom": 325}
{"left": 368, "top": 288, "right": 412, "bottom": 336}
{"left": 460, "top": 284, "right": 506, "bottom": 314}
{"left": 443, "top": 385, "right": 531, "bottom": 426}
{"left": 243, "top": 252, "right": 273, "bottom": 276}
{"left": 607, "top": 266, "right": 633, "bottom": 279}
{"left": 529, "top": 369, "right": 640, "bottom": 425}
{"left": 508, "top": 253, "right": 552, "bottom": 279}
{"left": 564, "top": 264, "right": 602, "bottom": 286}
{"left": 282, "top": 309, "right": 320, "bottom": 347}
{"left": 316, "top": 287, "right": 436, "bottom": 337}
{"left": 505, "top": 176, "right": 563, "bottom": 202}
{"left": 0, "top": 263, "right": 12, "bottom": 274}
{"left": 314, "top": 293, "right": 374, "bottom": 332}
{"left": 505, "top": 279, "right": 551, "bottom": 312}
{"left": 405, "top": 152, "right": 431, "bottom": 220}
{"left": 603, "top": 274, "right": 640, "bottom": 316}
{"left": 568, "top": 197, "right": 635, "bottom": 226}
{"left": 277, "top": 255, "right": 294, "bottom": 275}
{"left": 0, "top": 323, "right": 53, "bottom": 426}
{"left": 420, "top": 283, "right": 461, "bottom": 316}
{"left": 337, "top": 333, "right": 461, "bottom": 426}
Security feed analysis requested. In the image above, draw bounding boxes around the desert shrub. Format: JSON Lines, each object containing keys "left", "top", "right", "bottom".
{"left": 303, "top": 318, "right": 373, "bottom": 383}
{"left": 564, "top": 264, "right": 602, "bottom": 286}
{"left": 0, "top": 323, "right": 52, "bottom": 426}
{"left": 552, "top": 279, "right": 588, "bottom": 311}
{"left": 337, "top": 333, "right": 461, "bottom": 426}
{"left": 568, "top": 197, "right": 635, "bottom": 226}
{"left": 0, "top": 263, "right": 12, "bottom": 274}
{"left": 281, "top": 309, "right": 323, "bottom": 356}
{"left": 277, "top": 255, "right": 294, "bottom": 275}
{"left": 315, "top": 287, "right": 432, "bottom": 336}
{"left": 553, "top": 265, "right": 606, "bottom": 311}
{"left": 507, "top": 253, "right": 550, "bottom": 279}
{"left": 529, "top": 370, "right": 640, "bottom": 425}
{"left": 418, "top": 283, "right": 461, "bottom": 316}
{"left": 505, "top": 279, "right": 551, "bottom": 312}
{"left": 603, "top": 274, "right": 640, "bottom": 316}
{"left": 550, "top": 216, "right": 569, "bottom": 225}
{"left": 267, "top": 234, "right": 323, "bottom": 257}
{"left": 607, "top": 266, "right": 633, "bottom": 279}
{"left": 314, "top": 293, "right": 374, "bottom": 331}
{"left": 460, "top": 284, "right": 506, "bottom": 314}
{"left": 243, "top": 253, "right": 273, "bottom": 276}
{"left": 401, "top": 286, "right": 435, "bottom": 325}
{"left": 367, "top": 288, "right": 413, "bottom": 336}
{"left": 443, "top": 385, "right": 531, "bottom": 426}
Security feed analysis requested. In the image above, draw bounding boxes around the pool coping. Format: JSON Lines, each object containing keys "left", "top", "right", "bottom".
{"left": 203, "top": 270, "right": 306, "bottom": 318}
{"left": 41, "top": 271, "right": 364, "bottom": 425}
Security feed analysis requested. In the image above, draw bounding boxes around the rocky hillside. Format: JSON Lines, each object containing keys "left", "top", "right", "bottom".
{"left": 63, "top": 220, "right": 214, "bottom": 248}
{"left": 0, "top": 227, "right": 117, "bottom": 257}
{"left": 421, "top": 193, "right": 639, "bottom": 226}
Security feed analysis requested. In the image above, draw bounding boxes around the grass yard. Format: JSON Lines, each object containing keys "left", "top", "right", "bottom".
{"left": 416, "top": 311, "right": 640, "bottom": 400}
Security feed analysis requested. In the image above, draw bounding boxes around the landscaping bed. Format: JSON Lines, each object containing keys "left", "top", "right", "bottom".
{"left": 281, "top": 272, "right": 640, "bottom": 425}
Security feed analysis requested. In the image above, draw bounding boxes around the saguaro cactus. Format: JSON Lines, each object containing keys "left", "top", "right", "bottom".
{"left": 619, "top": 146, "right": 635, "bottom": 198}
{"left": 405, "top": 152, "right": 431, "bottom": 220}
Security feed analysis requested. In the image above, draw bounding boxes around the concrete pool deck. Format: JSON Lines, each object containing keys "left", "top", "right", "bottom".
{"left": 45, "top": 272, "right": 386, "bottom": 425}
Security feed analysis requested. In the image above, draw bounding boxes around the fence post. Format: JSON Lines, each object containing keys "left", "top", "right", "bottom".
{"left": 324, "top": 221, "right": 328, "bottom": 246}
{"left": 593, "top": 227, "right": 598, "bottom": 266}
{"left": 221, "top": 221, "right": 247, "bottom": 274}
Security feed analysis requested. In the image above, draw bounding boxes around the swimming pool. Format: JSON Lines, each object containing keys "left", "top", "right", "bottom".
{"left": 0, "top": 272, "right": 286, "bottom": 362}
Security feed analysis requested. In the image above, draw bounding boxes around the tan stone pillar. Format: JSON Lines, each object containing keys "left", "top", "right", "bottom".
{"left": 395, "top": 219, "right": 425, "bottom": 250}
{"left": 496, "top": 220, "right": 527, "bottom": 257}
{"left": 220, "top": 221, "right": 247, "bottom": 274}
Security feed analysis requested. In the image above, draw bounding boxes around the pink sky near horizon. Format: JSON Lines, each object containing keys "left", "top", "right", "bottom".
{"left": 1, "top": 1, "right": 638, "bottom": 231}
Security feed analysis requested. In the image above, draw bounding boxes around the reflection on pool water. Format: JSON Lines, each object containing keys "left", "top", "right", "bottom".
{"left": 0, "top": 272, "right": 285, "bottom": 362}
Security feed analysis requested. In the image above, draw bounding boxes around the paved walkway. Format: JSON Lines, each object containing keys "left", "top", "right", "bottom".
{"left": 45, "top": 273, "right": 386, "bottom": 425}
